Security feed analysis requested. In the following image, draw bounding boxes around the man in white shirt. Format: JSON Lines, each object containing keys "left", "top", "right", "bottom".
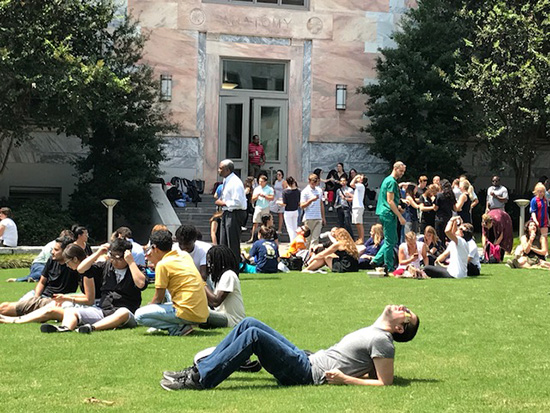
{"left": 463, "top": 223, "right": 481, "bottom": 276}
{"left": 423, "top": 216, "right": 469, "bottom": 279}
{"left": 215, "top": 159, "right": 247, "bottom": 259}
{"left": 486, "top": 175, "right": 508, "bottom": 211}
{"left": 174, "top": 224, "right": 212, "bottom": 281}
{"left": 0, "top": 207, "right": 18, "bottom": 247}
{"left": 300, "top": 174, "right": 326, "bottom": 248}
{"left": 350, "top": 174, "right": 366, "bottom": 244}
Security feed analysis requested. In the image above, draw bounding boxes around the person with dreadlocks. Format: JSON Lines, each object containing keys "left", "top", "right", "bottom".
{"left": 201, "top": 245, "right": 245, "bottom": 329}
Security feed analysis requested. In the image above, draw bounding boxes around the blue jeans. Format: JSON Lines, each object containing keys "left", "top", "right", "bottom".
{"left": 196, "top": 317, "right": 313, "bottom": 389}
{"left": 15, "top": 262, "right": 45, "bottom": 282}
{"left": 134, "top": 303, "right": 192, "bottom": 335}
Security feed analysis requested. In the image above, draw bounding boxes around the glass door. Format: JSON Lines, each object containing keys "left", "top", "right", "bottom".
{"left": 252, "top": 99, "right": 288, "bottom": 182}
{"left": 219, "top": 96, "right": 250, "bottom": 178}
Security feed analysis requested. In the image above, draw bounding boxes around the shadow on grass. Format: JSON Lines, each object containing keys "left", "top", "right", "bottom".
{"left": 393, "top": 376, "right": 441, "bottom": 386}
{"left": 240, "top": 276, "right": 282, "bottom": 281}
{"left": 142, "top": 330, "right": 222, "bottom": 337}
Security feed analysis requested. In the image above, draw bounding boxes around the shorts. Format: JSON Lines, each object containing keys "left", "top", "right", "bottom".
{"left": 75, "top": 306, "right": 138, "bottom": 329}
{"left": 15, "top": 296, "right": 53, "bottom": 316}
{"left": 253, "top": 206, "right": 270, "bottom": 224}
{"left": 270, "top": 203, "right": 285, "bottom": 214}
{"left": 352, "top": 207, "right": 364, "bottom": 224}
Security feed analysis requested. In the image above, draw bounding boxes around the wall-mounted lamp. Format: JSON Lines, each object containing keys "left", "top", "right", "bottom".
{"left": 160, "top": 74, "right": 172, "bottom": 101}
{"left": 336, "top": 84, "right": 347, "bottom": 110}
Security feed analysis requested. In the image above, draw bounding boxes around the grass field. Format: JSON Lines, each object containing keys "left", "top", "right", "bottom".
{"left": 1, "top": 264, "right": 549, "bottom": 412}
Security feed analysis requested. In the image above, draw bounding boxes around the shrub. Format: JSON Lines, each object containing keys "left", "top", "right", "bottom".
{"left": 2, "top": 199, "right": 74, "bottom": 245}
{"left": 0, "top": 254, "right": 35, "bottom": 269}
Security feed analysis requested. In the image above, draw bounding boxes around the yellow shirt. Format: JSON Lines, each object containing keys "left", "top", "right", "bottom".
{"left": 155, "top": 250, "right": 209, "bottom": 323}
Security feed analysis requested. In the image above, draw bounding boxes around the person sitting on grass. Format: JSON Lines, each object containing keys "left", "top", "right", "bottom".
{"left": 0, "top": 236, "right": 78, "bottom": 317}
{"left": 282, "top": 225, "right": 310, "bottom": 258}
{"left": 463, "top": 223, "right": 481, "bottom": 276}
{"left": 250, "top": 213, "right": 279, "bottom": 246}
{"left": 358, "top": 224, "right": 384, "bottom": 269}
{"left": 302, "top": 228, "right": 359, "bottom": 273}
{"left": 0, "top": 244, "right": 97, "bottom": 324}
{"left": 6, "top": 229, "right": 74, "bottom": 283}
{"left": 393, "top": 231, "right": 428, "bottom": 279}
{"left": 423, "top": 216, "right": 469, "bottom": 279}
{"left": 418, "top": 226, "right": 445, "bottom": 266}
{"left": 174, "top": 224, "right": 212, "bottom": 281}
{"left": 39, "top": 238, "right": 147, "bottom": 334}
{"left": 507, "top": 220, "right": 550, "bottom": 269}
{"left": 159, "top": 304, "right": 419, "bottom": 391}
{"left": 201, "top": 245, "right": 245, "bottom": 329}
{"left": 247, "top": 226, "right": 280, "bottom": 273}
{"left": 135, "top": 230, "right": 209, "bottom": 336}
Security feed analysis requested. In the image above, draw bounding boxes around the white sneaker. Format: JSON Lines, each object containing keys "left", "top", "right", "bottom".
{"left": 313, "top": 269, "right": 327, "bottom": 274}
{"left": 146, "top": 327, "right": 167, "bottom": 335}
{"left": 301, "top": 269, "right": 314, "bottom": 273}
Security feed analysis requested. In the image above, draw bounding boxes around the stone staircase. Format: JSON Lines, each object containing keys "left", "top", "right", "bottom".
{"left": 175, "top": 194, "right": 379, "bottom": 243}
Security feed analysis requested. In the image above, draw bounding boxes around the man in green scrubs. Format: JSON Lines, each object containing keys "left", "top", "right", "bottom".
{"left": 372, "top": 162, "right": 407, "bottom": 271}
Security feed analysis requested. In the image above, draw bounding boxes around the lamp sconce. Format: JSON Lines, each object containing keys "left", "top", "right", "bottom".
{"left": 160, "top": 74, "right": 172, "bottom": 101}
{"left": 335, "top": 84, "right": 347, "bottom": 110}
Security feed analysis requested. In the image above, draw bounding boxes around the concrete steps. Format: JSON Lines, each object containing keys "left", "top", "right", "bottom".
{"left": 175, "top": 194, "right": 379, "bottom": 243}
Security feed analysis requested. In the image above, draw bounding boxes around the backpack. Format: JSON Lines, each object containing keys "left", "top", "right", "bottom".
{"left": 166, "top": 187, "right": 183, "bottom": 204}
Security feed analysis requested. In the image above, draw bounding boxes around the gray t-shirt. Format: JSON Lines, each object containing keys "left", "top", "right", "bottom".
{"left": 308, "top": 326, "right": 395, "bottom": 384}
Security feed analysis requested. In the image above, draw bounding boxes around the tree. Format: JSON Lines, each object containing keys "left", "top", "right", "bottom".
{"left": 359, "top": 0, "right": 480, "bottom": 180}
{"left": 0, "top": 0, "right": 130, "bottom": 174}
{"left": 0, "top": 1, "right": 176, "bottom": 239}
{"left": 456, "top": 1, "right": 550, "bottom": 192}
{"left": 68, "top": 14, "right": 176, "bottom": 240}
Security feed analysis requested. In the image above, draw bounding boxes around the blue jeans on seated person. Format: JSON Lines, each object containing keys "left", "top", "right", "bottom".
{"left": 196, "top": 317, "right": 313, "bottom": 389}
{"left": 134, "top": 303, "right": 193, "bottom": 335}
{"left": 15, "top": 262, "right": 46, "bottom": 282}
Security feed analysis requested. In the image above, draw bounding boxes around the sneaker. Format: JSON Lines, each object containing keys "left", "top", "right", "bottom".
{"left": 76, "top": 324, "right": 94, "bottom": 334}
{"left": 40, "top": 324, "right": 71, "bottom": 333}
{"left": 160, "top": 366, "right": 204, "bottom": 391}
{"left": 301, "top": 269, "right": 314, "bottom": 273}
{"left": 239, "top": 359, "right": 262, "bottom": 373}
{"left": 241, "top": 226, "right": 247, "bottom": 231}
{"left": 328, "top": 206, "right": 334, "bottom": 212}
{"left": 313, "top": 269, "right": 327, "bottom": 274}
{"left": 173, "top": 324, "right": 194, "bottom": 337}
{"left": 163, "top": 365, "right": 194, "bottom": 382}
{"left": 146, "top": 327, "right": 168, "bottom": 335}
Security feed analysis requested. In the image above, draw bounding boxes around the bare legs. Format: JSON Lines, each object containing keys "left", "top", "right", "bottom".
{"left": 0, "top": 306, "right": 64, "bottom": 324}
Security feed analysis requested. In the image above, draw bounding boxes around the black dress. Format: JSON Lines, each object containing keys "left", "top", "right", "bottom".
{"left": 331, "top": 250, "right": 359, "bottom": 273}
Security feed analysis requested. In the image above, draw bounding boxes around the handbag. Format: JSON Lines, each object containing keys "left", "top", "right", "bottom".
{"left": 281, "top": 255, "right": 303, "bottom": 271}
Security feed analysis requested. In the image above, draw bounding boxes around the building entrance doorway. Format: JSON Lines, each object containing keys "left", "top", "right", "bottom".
{"left": 218, "top": 59, "right": 288, "bottom": 180}
{"left": 219, "top": 97, "right": 287, "bottom": 179}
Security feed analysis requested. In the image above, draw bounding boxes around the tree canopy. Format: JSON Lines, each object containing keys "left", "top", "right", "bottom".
{"left": 359, "top": 0, "right": 479, "bottom": 180}
{"left": 456, "top": 0, "right": 550, "bottom": 192}
{"left": 0, "top": 0, "right": 175, "bottom": 239}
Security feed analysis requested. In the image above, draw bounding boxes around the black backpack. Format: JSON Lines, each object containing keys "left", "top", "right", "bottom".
{"left": 166, "top": 187, "right": 182, "bottom": 204}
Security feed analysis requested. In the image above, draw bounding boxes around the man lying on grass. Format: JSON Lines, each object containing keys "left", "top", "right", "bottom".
{"left": 160, "top": 304, "right": 419, "bottom": 391}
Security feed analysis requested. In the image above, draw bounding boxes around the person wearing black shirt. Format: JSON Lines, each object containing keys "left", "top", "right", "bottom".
{"left": 40, "top": 238, "right": 147, "bottom": 334}
{"left": 0, "top": 236, "right": 77, "bottom": 317}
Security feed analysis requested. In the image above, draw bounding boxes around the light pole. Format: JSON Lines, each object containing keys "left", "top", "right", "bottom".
{"left": 514, "top": 199, "right": 530, "bottom": 239}
{"left": 101, "top": 198, "right": 119, "bottom": 239}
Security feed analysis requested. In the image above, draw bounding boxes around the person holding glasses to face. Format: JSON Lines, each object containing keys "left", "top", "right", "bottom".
{"left": 159, "top": 304, "right": 419, "bottom": 391}
{"left": 300, "top": 173, "right": 326, "bottom": 248}
{"left": 40, "top": 238, "right": 147, "bottom": 334}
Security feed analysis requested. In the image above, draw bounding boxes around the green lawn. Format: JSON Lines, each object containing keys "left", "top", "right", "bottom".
{"left": 1, "top": 265, "right": 549, "bottom": 412}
